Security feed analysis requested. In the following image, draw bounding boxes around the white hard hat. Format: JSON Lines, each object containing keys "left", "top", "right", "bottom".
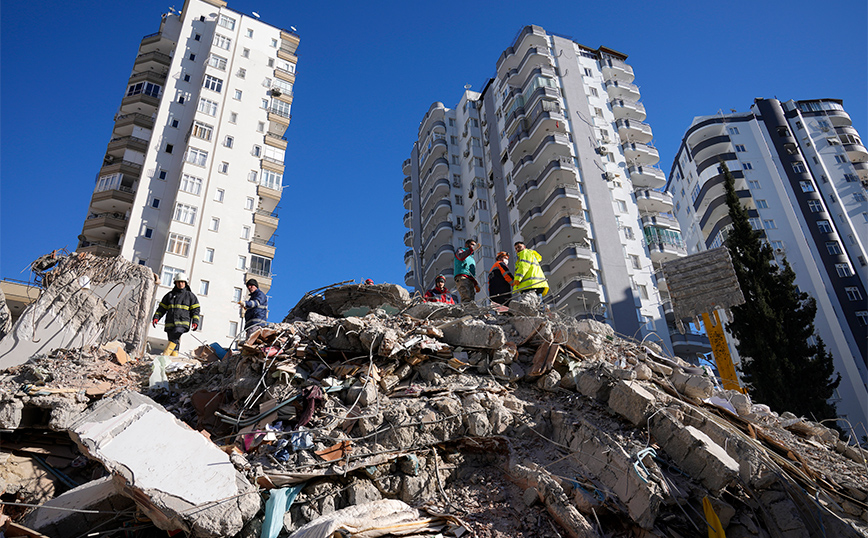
{"left": 174, "top": 273, "right": 188, "bottom": 283}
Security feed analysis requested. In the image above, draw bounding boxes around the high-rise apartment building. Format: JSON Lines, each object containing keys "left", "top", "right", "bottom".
{"left": 403, "top": 25, "right": 707, "bottom": 359}
{"left": 76, "top": 0, "right": 298, "bottom": 351}
{"left": 667, "top": 98, "right": 868, "bottom": 428}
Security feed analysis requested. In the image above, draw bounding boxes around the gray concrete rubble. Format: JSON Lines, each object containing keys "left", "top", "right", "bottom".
{"left": 1, "top": 282, "right": 867, "bottom": 538}
{"left": 0, "top": 289, "right": 12, "bottom": 340}
{"left": 0, "top": 252, "right": 156, "bottom": 370}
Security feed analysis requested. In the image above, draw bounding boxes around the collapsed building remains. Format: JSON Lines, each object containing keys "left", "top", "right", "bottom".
{"left": 0, "top": 255, "right": 866, "bottom": 537}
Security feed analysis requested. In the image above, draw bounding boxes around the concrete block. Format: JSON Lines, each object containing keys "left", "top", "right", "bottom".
{"left": 23, "top": 476, "right": 134, "bottom": 535}
{"left": 441, "top": 318, "right": 506, "bottom": 349}
{"left": 634, "top": 363, "right": 652, "bottom": 380}
{"left": 347, "top": 478, "right": 382, "bottom": 505}
{"left": 536, "top": 369, "right": 561, "bottom": 392}
{"left": 670, "top": 370, "right": 713, "bottom": 399}
{"left": 608, "top": 381, "right": 657, "bottom": 427}
{"left": 681, "top": 426, "right": 739, "bottom": 493}
{"left": 507, "top": 316, "right": 546, "bottom": 343}
{"left": 323, "top": 283, "right": 410, "bottom": 317}
{"left": 69, "top": 391, "right": 260, "bottom": 537}
{"left": 576, "top": 365, "right": 614, "bottom": 402}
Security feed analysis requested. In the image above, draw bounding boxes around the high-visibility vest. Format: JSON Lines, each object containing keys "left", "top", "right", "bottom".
{"left": 513, "top": 249, "right": 549, "bottom": 296}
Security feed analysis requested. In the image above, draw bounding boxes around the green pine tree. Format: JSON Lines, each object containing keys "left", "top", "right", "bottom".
{"left": 721, "top": 161, "right": 839, "bottom": 420}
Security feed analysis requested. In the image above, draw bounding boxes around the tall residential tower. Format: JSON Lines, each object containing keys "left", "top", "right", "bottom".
{"left": 77, "top": 0, "right": 298, "bottom": 351}
{"left": 403, "top": 26, "right": 707, "bottom": 359}
{"left": 667, "top": 98, "right": 868, "bottom": 429}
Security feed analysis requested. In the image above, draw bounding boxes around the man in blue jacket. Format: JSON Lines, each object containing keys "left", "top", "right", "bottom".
{"left": 239, "top": 279, "right": 268, "bottom": 337}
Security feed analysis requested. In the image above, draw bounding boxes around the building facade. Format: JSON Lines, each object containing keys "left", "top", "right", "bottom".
{"left": 667, "top": 98, "right": 868, "bottom": 428}
{"left": 403, "top": 25, "right": 707, "bottom": 358}
{"left": 76, "top": 0, "right": 298, "bottom": 351}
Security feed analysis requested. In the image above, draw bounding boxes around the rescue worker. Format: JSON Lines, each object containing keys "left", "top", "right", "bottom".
{"left": 424, "top": 275, "right": 456, "bottom": 304}
{"left": 453, "top": 239, "right": 479, "bottom": 303}
{"left": 152, "top": 273, "right": 200, "bottom": 356}
{"left": 488, "top": 251, "right": 513, "bottom": 305}
{"left": 512, "top": 242, "right": 549, "bottom": 298}
{"left": 238, "top": 279, "right": 268, "bottom": 337}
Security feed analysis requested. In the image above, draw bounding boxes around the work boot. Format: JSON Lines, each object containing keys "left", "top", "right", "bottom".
{"left": 170, "top": 350, "right": 179, "bottom": 357}
{"left": 164, "top": 341, "right": 177, "bottom": 356}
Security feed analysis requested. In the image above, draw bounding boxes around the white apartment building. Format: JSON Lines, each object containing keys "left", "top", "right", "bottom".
{"left": 667, "top": 98, "right": 868, "bottom": 429}
{"left": 77, "top": 0, "right": 298, "bottom": 352}
{"left": 404, "top": 25, "right": 707, "bottom": 359}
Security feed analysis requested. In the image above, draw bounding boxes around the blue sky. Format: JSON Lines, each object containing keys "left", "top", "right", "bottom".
{"left": 2, "top": 0, "right": 866, "bottom": 320}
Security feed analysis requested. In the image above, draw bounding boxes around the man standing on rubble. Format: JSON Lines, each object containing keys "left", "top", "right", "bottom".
{"left": 152, "top": 273, "right": 200, "bottom": 356}
{"left": 424, "top": 275, "right": 456, "bottom": 304}
{"left": 239, "top": 279, "right": 268, "bottom": 337}
{"left": 488, "top": 251, "right": 513, "bottom": 305}
{"left": 512, "top": 242, "right": 549, "bottom": 298}
{"left": 453, "top": 239, "right": 479, "bottom": 304}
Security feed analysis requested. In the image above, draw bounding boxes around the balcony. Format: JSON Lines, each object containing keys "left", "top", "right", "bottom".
{"left": 420, "top": 139, "right": 448, "bottom": 173}
{"left": 519, "top": 186, "right": 583, "bottom": 230}
{"left": 133, "top": 50, "right": 171, "bottom": 72}
{"left": 506, "top": 46, "right": 554, "bottom": 86}
{"left": 113, "top": 113, "right": 154, "bottom": 136}
{"left": 120, "top": 92, "right": 160, "bottom": 115}
{"left": 512, "top": 132, "right": 571, "bottom": 186}
{"left": 496, "top": 25, "right": 549, "bottom": 75}
{"left": 404, "top": 249, "right": 415, "bottom": 265}
{"left": 616, "top": 119, "right": 653, "bottom": 144}
{"left": 515, "top": 158, "right": 578, "bottom": 210}
{"left": 635, "top": 189, "right": 674, "bottom": 213}
{"left": 418, "top": 103, "right": 446, "bottom": 139}
{"left": 423, "top": 220, "right": 454, "bottom": 252}
{"left": 404, "top": 270, "right": 415, "bottom": 288}
{"left": 82, "top": 212, "right": 128, "bottom": 237}
{"left": 257, "top": 184, "right": 282, "bottom": 213}
{"left": 423, "top": 199, "right": 452, "bottom": 231}
{"left": 245, "top": 270, "right": 272, "bottom": 293}
{"left": 403, "top": 175, "right": 412, "bottom": 193}
{"left": 526, "top": 213, "right": 589, "bottom": 262}
{"left": 627, "top": 165, "right": 666, "bottom": 190}
{"left": 127, "top": 70, "right": 167, "bottom": 88}
{"left": 611, "top": 99, "right": 646, "bottom": 121}
{"left": 605, "top": 80, "right": 640, "bottom": 102}
{"left": 545, "top": 243, "right": 594, "bottom": 278}
{"left": 77, "top": 240, "right": 121, "bottom": 257}
{"left": 404, "top": 230, "right": 414, "bottom": 247}
{"left": 844, "top": 142, "right": 868, "bottom": 163}
{"left": 424, "top": 243, "right": 456, "bottom": 279}
{"left": 106, "top": 135, "right": 149, "bottom": 157}
{"left": 98, "top": 159, "right": 143, "bottom": 179}
{"left": 265, "top": 131, "right": 288, "bottom": 150}
{"left": 644, "top": 226, "right": 686, "bottom": 264}
{"left": 422, "top": 158, "right": 449, "bottom": 187}
{"left": 90, "top": 185, "right": 135, "bottom": 213}
{"left": 403, "top": 192, "right": 413, "bottom": 210}
{"left": 403, "top": 210, "right": 413, "bottom": 228}
{"left": 551, "top": 277, "right": 600, "bottom": 309}
{"left": 641, "top": 213, "right": 679, "bottom": 230}
{"left": 250, "top": 238, "right": 276, "bottom": 259}
{"left": 253, "top": 209, "right": 279, "bottom": 237}
{"left": 621, "top": 142, "right": 659, "bottom": 166}
{"left": 825, "top": 109, "right": 852, "bottom": 128}
{"left": 670, "top": 331, "right": 712, "bottom": 358}
{"left": 853, "top": 161, "right": 868, "bottom": 181}
{"left": 601, "top": 59, "right": 634, "bottom": 83}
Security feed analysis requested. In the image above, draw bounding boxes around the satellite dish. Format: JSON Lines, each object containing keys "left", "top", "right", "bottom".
{"left": 464, "top": 84, "right": 471, "bottom": 90}
{"left": 252, "top": 11, "right": 261, "bottom": 18}
{"left": 290, "top": 26, "right": 297, "bottom": 31}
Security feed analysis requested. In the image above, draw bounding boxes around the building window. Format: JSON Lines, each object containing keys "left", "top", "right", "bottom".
{"left": 198, "top": 97, "right": 218, "bottom": 115}
{"left": 272, "top": 99, "right": 291, "bottom": 117}
{"left": 159, "top": 170, "right": 168, "bottom": 179}
{"left": 257, "top": 121, "right": 265, "bottom": 132}
{"left": 854, "top": 193, "right": 867, "bottom": 203}
{"left": 173, "top": 203, "right": 197, "bottom": 225}
{"left": 245, "top": 197, "right": 254, "bottom": 210}
{"left": 771, "top": 240, "right": 784, "bottom": 251}
{"left": 218, "top": 162, "right": 229, "bottom": 173}
{"left": 749, "top": 218, "right": 763, "bottom": 230}
{"left": 207, "top": 54, "right": 227, "bottom": 70}
{"left": 756, "top": 199, "right": 768, "bottom": 209}
{"left": 224, "top": 136, "right": 234, "bottom": 148}
{"left": 250, "top": 255, "right": 271, "bottom": 276}
{"left": 826, "top": 241, "right": 842, "bottom": 255}
{"left": 229, "top": 112, "right": 237, "bottom": 123}
{"left": 742, "top": 162, "right": 752, "bottom": 170}
{"left": 844, "top": 173, "right": 858, "bottom": 182}
{"left": 271, "top": 38, "right": 278, "bottom": 47}
{"left": 237, "top": 68, "right": 246, "bottom": 79}
{"left": 198, "top": 280, "right": 209, "bottom": 296}
{"left": 192, "top": 121, "right": 213, "bottom": 140}
{"left": 624, "top": 226, "right": 635, "bottom": 240}
{"left": 734, "top": 144, "right": 746, "bottom": 152}
{"left": 127, "top": 81, "right": 161, "bottom": 98}
{"left": 144, "top": 227, "right": 154, "bottom": 239}
{"left": 185, "top": 147, "right": 208, "bottom": 166}
{"left": 799, "top": 181, "right": 814, "bottom": 192}
{"left": 167, "top": 233, "right": 191, "bottom": 256}
{"left": 748, "top": 180, "right": 760, "bottom": 189}
{"left": 245, "top": 28, "right": 253, "bottom": 38}
{"left": 151, "top": 198, "right": 160, "bottom": 208}
{"left": 590, "top": 88, "right": 598, "bottom": 97}
{"left": 629, "top": 254, "right": 641, "bottom": 269}
{"left": 203, "top": 75, "right": 223, "bottom": 93}
{"left": 233, "top": 288, "right": 243, "bottom": 302}
{"left": 248, "top": 170, "right": 258, "bottom": 182}
{"left": 171, "top": 119, "right": 179, "bottom": 128}
{"left": 728, "top": 127, "right": 739, "bottom": 135}
{"left": 856, "top": 312, "right": 868, "bottom": 326}
{"left": 234, "top": 89, "right": 242, "bottom": 100}
{"left": 194, "top": 33, "right": 201, "bottom": 41}
{"left": 160, "top": 266, "right": 185, "bottom": 287}
{"left": 835, "top": 263, "right": 853, "bottom": 277}
{"left": 454, "top": 195, "right": 463, "bottom": 205}
{"left": 165, "top": 144, "right": 173, "bottom": 154}
{"left": 261, "top": 170, "right": 282, "bottom": 190}
{"left": 215, "top": 189, "right": 225, "bottom": 202}
{"left": 218, "top": 14, "right": 235, "bottom": 29}
{"left": 834, "top": 155, "right": 848, "bottom": 164}
{"left": 792, "top": 161, "right": 805, "bottom": 173}
{"left": 638, "top": 285, "right": 649, "bottom": 300}
{"left": 209, "top": 217, "right": 220, "bottom": 232}
{"left": 204, "top": 248, "right": 215, "bottom": 263}
{"left": 213, "top": 34, "right": 232, "bottom": 49}
{"left": 188, "top": 53, "right": 196, "bottom": 61}
{"left": 229, "top": 321, "right": 238, "bottom": 337}
{"left": 241, "top": 226, "right": 250, "bottom": 239}
{"left": 763, "top": 219, "right": 777, "bottom": 229}
{"left": 807, "top": 199, "right": 823, "bottom": 212}
{"left": 253, "top": 145, "right": 262, "bottom": 157}
{"left": 242, "top": 48, "right": 250, "bottom": 58}
{"left": 817, "top": 220, "right": 832, "bottom": 233}
{"left": 237, "top": 256, "right": 247, "bottom": 270}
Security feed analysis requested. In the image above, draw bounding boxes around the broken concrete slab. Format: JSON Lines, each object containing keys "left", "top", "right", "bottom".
{"left": 68, "top": 391, "right": 260, "bottom": 537}
{"left": 440, "top": 318, "right": 506, "bottom": 349}
{"left": 0, "top": 254, "right": 156, "bottom": 369}
{"left": 323, "top": 283, "right": 410, "bottom": 317}
{"left": 22, "top": 476, "right": 135, "bottom": 536}
{"left": 0, "top": 289, "right": 12, "bottom": 340}
{"left": 608, "top": 380, "right": 657, "bottom": 427}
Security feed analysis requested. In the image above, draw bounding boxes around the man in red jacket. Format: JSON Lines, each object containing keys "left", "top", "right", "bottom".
{"left": 424, "top": 275, "right": 455, "bottom": 304}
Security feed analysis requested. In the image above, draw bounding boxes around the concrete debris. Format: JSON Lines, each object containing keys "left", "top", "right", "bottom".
{"left": 0, "top": 252, "right": 156, "bottom": 370}
{"left": 0, "top": 288, "right": 12, "bottom": 340}
{"left": 0, "top": 278, "right": 866, "bottom": 538}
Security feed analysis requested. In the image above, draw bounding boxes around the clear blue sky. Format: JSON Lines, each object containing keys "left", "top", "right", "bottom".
{"left": 2, "top": 0, "right": 866, "bottom": 320}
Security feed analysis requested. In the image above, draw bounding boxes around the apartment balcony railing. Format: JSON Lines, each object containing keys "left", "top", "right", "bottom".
{"left": 269, "top": 107, "right": 291, "bottom": 119}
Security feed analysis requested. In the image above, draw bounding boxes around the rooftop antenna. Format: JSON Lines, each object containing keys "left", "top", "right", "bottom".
{"left": 252, "top": 11, "right": 261, "bottom": 18}
{"left": 168, "top": 5, "right": 178, "bottom": 14}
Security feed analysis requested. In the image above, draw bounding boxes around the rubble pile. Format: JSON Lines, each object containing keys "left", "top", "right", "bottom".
{"left": 0, "top": 277, "right": 866, "bottom": 538}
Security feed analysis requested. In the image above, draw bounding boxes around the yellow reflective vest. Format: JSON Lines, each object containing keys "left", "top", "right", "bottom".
{"left": 512, "top": 248, "right": 549, "bottom": 296}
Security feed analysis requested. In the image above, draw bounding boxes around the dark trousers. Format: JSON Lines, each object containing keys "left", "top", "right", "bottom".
{"left": 166, "top": 329, "right": 186, "bottom": 345}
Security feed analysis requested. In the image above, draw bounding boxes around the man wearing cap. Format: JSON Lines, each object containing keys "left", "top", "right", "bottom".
{"left": 512, "top": 242, "right": 549, "bottom": 298}
{"left": 239, "top": 279, "right": 268, "bottom": 337}
{"left": 453, "top": 239, "right": 480, "bottom": 304}
{"left": 488, "top": 251, "right": 514, "bottom": 306}
{"left": 152, "top": 273, "right": 200, "bottom": 356}
{"left": 424, "top": 275, "right": 456, "bottom": 304}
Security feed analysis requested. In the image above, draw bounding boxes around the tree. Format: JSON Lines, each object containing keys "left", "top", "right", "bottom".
{"left": 721, "top": 161, "right": 839, "bottom": 420}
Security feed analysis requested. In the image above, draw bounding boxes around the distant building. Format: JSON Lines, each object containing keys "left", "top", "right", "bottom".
{"left": 75, "top": 0, "right": 298, "bottom": 351}
{"left": 403, "top": 25, "right": 706, "bottom": 359}
{"left": 667, "top": 98, "right": 868, "bottom": 428}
